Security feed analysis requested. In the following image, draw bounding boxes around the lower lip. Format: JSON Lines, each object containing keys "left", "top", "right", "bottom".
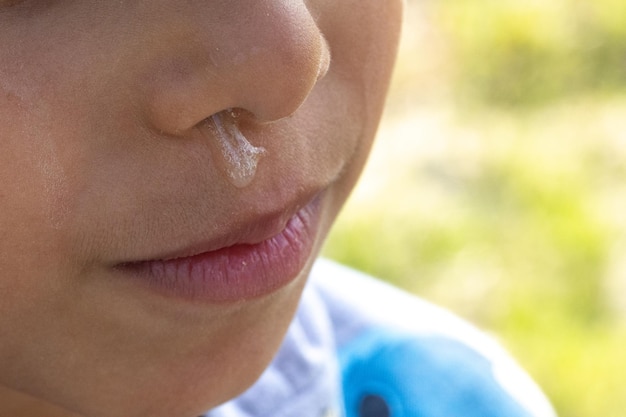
{"left": 118, "top": 199, "right": 321, "bottom": 303}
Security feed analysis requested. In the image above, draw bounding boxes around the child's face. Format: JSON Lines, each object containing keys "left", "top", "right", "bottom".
{"left": 0, "top": 1, "right": 402, "bottom": 416}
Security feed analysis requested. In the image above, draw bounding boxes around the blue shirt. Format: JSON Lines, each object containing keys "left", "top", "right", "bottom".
{"left": 205, "top": 259, "right": 556, "bottom": 417}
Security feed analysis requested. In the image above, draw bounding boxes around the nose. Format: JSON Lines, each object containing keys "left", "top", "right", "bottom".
{"left": 139, "top": 0, "right": 331, "bottom": 135}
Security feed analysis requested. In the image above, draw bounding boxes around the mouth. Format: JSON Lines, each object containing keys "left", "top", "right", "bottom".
{"left": 115, "top": 195, "right": 322, "bottom": 303}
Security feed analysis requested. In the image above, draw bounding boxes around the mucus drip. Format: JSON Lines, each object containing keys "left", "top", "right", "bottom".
{"left": 206, "top": 110, "right": 266, "bottom": 188}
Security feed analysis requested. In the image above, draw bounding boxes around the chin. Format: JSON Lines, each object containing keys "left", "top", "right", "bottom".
{"left": 68, "top": 265, "right": 312, "bottom": 417}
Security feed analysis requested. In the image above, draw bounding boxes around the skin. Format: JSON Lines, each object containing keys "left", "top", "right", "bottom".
{"left": 0, "top": 1, "right": 403, "bottom": 416}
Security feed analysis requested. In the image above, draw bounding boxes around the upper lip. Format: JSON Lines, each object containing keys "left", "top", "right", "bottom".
{"left": 126, "top": 191, "right": 320, "bottom": 264}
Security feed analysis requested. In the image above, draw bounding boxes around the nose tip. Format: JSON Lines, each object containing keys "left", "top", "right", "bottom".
{"left": 142, "top": 1, "right": 331, "bottom": 135}
{"left": 228, "top": 22, "right": 331, "bottom": 124}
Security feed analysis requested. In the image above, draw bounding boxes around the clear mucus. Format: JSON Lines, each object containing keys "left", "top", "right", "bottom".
{"left": 205, "top": 109, "right": 266, "bottom": 188}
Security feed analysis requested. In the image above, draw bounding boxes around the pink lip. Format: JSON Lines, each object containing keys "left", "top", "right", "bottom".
{"left": 116, "top": 196, "right": 321, "bottom": 303}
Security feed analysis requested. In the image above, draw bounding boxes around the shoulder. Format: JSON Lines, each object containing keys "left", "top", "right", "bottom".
{"left": 308, "top": 259, "right": 557, "bottom": 417}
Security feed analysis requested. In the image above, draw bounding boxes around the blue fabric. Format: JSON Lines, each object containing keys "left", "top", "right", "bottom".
{"left": 341, "top": 329, "right": 534, "bottom": 417}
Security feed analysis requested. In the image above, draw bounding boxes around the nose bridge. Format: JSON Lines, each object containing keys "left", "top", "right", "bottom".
{"left": 142, "top": 0, "right": 328, "bottom": 134}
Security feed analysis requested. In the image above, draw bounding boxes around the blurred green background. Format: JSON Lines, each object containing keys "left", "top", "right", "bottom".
{"left": 322, "top": 0, "right": 626, "bottom": 416}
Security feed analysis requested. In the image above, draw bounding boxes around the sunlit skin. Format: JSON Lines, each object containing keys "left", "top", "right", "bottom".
{"left": 0, "top": 1, "right": 403, "bottom": 416}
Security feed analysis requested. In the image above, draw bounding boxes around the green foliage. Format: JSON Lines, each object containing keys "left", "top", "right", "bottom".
{"left": 323, "top": 98, "right": 626, "bottom": 417}
{"left": 436, "top": 0, "right": 626, "bottom": 107}
{"left": 324, "top": 2, "right": 626, "bottom": 415}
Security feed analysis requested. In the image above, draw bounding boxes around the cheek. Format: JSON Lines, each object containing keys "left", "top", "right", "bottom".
{"left": 0, "top": 70, "right": 92, "bottom": 264}
{"left": 0, "top": 123, "right": 74, "bottom": 269}
{"left": 0, "top": 87, "right": 87, "bottom": 331}
{"left": 318, "top": 0, "right": 402, "bottom": 142}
